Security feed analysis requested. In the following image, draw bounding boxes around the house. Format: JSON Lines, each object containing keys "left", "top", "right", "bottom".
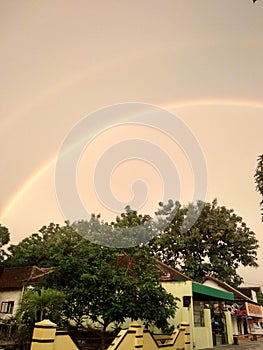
{"left": 118, "top": 255, "right": 235, "bottom": 349}
{"left": 162, "top": 277, "right": 234, "bottom": 349}
{"left": 0, "top": 266, "right": 53, "bottom": 320}
{"left": 238, "top": 286, "right": 263, "bottom": 335}
{"left": 201, "top": 276, "right": 263, "bottom": 337}
{"left": 238, "top": 286, "right": 261, "bottom": 303}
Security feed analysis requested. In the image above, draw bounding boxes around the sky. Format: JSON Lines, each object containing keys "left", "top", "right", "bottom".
{"left": 0, "top": 1, "right": 263, "bottom": 287}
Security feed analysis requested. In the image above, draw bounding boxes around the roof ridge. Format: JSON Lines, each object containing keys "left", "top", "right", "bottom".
{"left": 201, "top": 276, "right": 252, "bottom": 301}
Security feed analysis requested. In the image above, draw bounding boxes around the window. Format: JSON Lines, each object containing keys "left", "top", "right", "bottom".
{"left": 0, "top": 301, "right": 14, "bottom": 314}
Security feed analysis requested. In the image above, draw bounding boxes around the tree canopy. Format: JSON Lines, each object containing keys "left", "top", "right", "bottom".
{"left": 4, "top": 222, "right": 87, "bottom": 267}
{"left": 17, "top": 287, "right": 65, "bottom": 324}
{"left": 4, "top": 198, "right": 259, "bottom": 348}
{"left": 147, "top": 199, "right": 259, "bottom": 287}
{"left": 5, "top": 199, "right": 259, "bottom": 290}
{"left": 72, "top": 206, "right": 155, "bottom": 248}
{"left": 255, "top": 154, "right": 263, "bottom": 220}
{"left": 6, "top": 222, "right": 176, "bottom": 349}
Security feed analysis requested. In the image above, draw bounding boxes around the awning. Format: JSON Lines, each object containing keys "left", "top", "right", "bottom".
{"left": 192, "top": 282, "right": 234, "bottom": 301}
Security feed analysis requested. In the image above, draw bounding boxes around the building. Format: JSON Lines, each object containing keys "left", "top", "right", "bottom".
{"left": 0, "top": 266, "right": 53, "bottom": 320}
{"left": 118, "top": 255, "right": 236, "bottom": 349}
{"left": 162, "top": 278, "right": 234, "bottom": 349}
{"left": 201, "top": 276, "right": 263, "bottom": 337}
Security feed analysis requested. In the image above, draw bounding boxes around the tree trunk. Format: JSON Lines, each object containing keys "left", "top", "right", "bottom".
{"left": 100, "top": 323, "right": 108, "bottom": 350}
{"left": 40, "top": 308, "right": 44, "bottom": 321}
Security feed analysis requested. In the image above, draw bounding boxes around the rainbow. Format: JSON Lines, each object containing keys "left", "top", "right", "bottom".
{"left": 1, "top": 98, "right": 263, "bottom": 222}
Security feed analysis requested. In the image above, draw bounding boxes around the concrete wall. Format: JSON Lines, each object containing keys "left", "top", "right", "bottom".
{"left": 30, "top": 320, "right": 78, "bottom": 350}
{"left": 162, "top": 281, "right": 203, "bottom": 349}
{"left": 53, "top": 331, "right": 79, "bottom": 350}
{"left": 30, "top": 320, "right": 190, "bottom": 350}
{"left": 194, "top": 308, "right": 213, "bottom": 349}
{"left": 161, "top": 281, "right": 193, "bottom": 326}
{"left": 0, "top": 289, "right": 22, "bottom": 319}
{"left": 108, "top": 321, "right": 190, "bottom": 350}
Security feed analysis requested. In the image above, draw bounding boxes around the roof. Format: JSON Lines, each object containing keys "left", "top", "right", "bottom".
{"left": 201, "top": 276, "right": 251, "bottom": 301}
{"left": 156, "top": 261, "right": 192, "bottom": 282}
{"left": 0, "top": 266, "right": 53, "bottom": 290}
{"left": 117, "top": 254, "right": 192, "bottom": 281}
{"left": 238, "top": 286, "right": 261, "bottom": 298}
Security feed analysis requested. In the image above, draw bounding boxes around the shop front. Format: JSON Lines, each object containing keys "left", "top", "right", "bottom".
{"left": 192, "top": 282, "right": 234, "bottom": 347}
{"left": 162, "top": 280, "right": 234, "bottom": 349}
{"left": 245, "top": 302, "right": 263, "bottom": 335}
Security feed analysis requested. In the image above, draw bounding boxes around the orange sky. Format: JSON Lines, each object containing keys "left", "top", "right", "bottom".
{"left": 0, "top": 1, "right": 263, "bottom": 287}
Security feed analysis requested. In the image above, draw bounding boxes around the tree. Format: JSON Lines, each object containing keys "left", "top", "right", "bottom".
{"left": 17, "top": 287, "right": 65, "bottom": 325}
{"left": 41, "top": 245, "right": 176, "bottom": 349}
{"left": 72, "top": 206, "right": 155, "bottom": 248}
{"left": 4, "top": 222, "right": 88, "bottom": 267}
{"left": 0, "top": 223, "right": 10, "bottom": 262}
{"left": 7, "top": 221, "right": 177, "bottom": 350}
{"left": 257, "top": 292, "right": 263, "bottom": 306}
{"left": 255, "top": 154, "right": 263, "bottom": 221}
{"left": 148, "top": 199, "right": 259, "bottom": 287}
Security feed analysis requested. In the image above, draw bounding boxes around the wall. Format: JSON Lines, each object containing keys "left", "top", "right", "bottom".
{"left": 108, "top": 321, "right": 190, "bottom": 350}
{"left": 194, "top": 308, "right": 213, "bottom": 349}
{"left": 53, "top": 331, "right": 79, "bottom": 350}
{"left": 30, "top": 320, "right": 79, "bottom": 350}
{"left": 0, "top": 289, "right": 22, "bottom": 319}
{"left": 202, "top": 280, "right": 226, "bottom": 292}
{"left": 30, "top": 320, "right": 190, "bottom": 350}
{"left": 162, "top": 281, "right": 194, "bottom": 348}
{"left": 161, "top": 281, "right": 193, "bottom": 326}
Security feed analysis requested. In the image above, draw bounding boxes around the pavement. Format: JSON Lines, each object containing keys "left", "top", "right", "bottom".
{"left": 204, "top": 337, "right": 263, "bottom": 350}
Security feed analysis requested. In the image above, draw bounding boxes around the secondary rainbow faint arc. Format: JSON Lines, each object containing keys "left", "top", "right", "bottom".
{"left": 1, "top": 98, "right": 263, "bottom": 222}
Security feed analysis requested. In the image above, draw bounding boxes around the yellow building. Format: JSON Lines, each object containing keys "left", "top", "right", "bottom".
{"left": 158, "top": 264, "right": 234, "bottom": 350}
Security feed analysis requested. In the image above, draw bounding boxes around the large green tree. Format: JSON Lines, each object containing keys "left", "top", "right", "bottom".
{"left": 46, "top": 248, "right": 176, "bottom": 348}
{"left": 72, "top": 206, "right": 155, "bottom": 248}
{"left": 255, "top": 154, "right": 263, "bottom": 221}
{"left": 148, "top": 199, "right": 259, "bottom": 287}
{"left": 4, "top": 222, "right": 87, "bottom": 267}
{"left": 6, "top": 222, "right": 176, "bottom": 349}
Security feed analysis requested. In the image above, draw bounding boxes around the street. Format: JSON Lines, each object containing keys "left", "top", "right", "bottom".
{"left": 205, "top": 338, "right": 263, "bottom": 350}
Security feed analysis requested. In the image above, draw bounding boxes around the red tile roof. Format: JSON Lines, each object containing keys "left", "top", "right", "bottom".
{"left": 117, "top": 254, "right": 192, "bottom": 281}
{"left": 157, "top": 261, "right": 192, "bottom": 281}
{"left": 0, "top": 266, "right": 53, "bottom": 290}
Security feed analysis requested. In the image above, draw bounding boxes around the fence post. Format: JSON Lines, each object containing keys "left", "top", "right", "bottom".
{"left": 30, "top": 319, "right": 57, "bottom": 350}
{"left": 181, "top": 322, "right": 191, "bottom": 350}
{"left": 129, "top": 322, "right": 143, "bottom": 350}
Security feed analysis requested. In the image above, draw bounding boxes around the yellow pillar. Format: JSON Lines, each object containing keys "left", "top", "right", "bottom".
{"left": 30, "top": 319, "right": 57, "bottom": 350}
{"left": 129, "top": 322, "right": 143, "bottom": 350}
{"left": 203, "top": 308, "right": 213, "bottom": 348}
{"left": 224, "top": 310, "right": 233, "bottom": 344}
